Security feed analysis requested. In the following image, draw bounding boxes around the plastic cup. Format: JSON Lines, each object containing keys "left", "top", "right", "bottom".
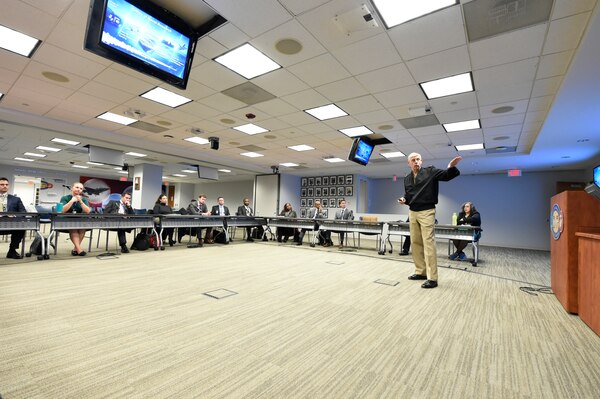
{"left": 55, "top": 203, "right": 64, "bottom": 213}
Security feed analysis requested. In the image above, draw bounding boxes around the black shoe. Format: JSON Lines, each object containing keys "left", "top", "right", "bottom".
{"left": 296, "top": 242, "right": 302, "bottom": 246}
{"left": 121, "top": 245, "right": 130, "bottom": 254}
{"left": 399, "top": 251, "right": 409, "bottom": 256}
{"left": 277, "top": 237, "right": 282, "bottom": 243}
{"left": 6, "top": 249, "right": 22, "bottom": 259}
{"left": 169, "top": 241, "right": 174, "bottom": 247}
{"left": 77, "top": 251, "right": 87, "bottom": 257}
{"left": 71, "top": 250, "right": 78, "bottom": 256}
{"left": 408, "top": 274, "right": 427, "bottom": 280}
{"left": 421, "top": 280, "right": 438, "bottom": 289}
{"left": 198, "top": 240, "right": 204, "bottom": 247}
{"left": 283, "top": 237, "right": 288, "bottom": 243}
{"left": 262, "top": 237, "right": 268, "bottom": 241}
{"left": 246, "top": 237, "right": 254, "bottom": 242}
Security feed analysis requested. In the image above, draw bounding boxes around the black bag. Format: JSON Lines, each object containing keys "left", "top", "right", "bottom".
{"left": 27, "top": 236, "right": 46, "bottom": 256}
{"left": 131, "top": 233, "right": 150, "bottom": 251}
{"left": 213, "top": 230, "right": 228, "bottom": 244}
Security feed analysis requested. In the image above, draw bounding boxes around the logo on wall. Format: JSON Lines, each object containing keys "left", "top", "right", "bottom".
{"left": 550, "top": 203, "right": 563, "bottom": 240}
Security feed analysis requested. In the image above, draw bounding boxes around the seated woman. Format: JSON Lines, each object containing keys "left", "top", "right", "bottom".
{"left": 153, "top": 194, "right": 175, "bottom": 246}
{"left": 60, "top": 182, "right": 91, "bottom": 256}
{"left": 449, "top": 201, "right": 481, "bottom": 261}
{"left": 276, "top": 202, "right": 297, "bottom": 242}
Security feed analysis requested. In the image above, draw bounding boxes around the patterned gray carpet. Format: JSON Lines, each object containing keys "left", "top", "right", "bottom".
{"left": 1, "top": 234, "right": 598, "bottom": 398}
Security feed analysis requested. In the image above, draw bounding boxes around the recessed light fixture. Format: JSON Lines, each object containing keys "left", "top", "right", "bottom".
{"left": 323, "top": 157, "right": 345, "bottom": 163}
{"left": 113, "top": 167, "right": 122, "bottom": 170}
{"left": 214, "top": 43, "right": 281, "bottom": 79}
{"left": 181, "top": 169, "right": 197, "bottom": 173}
{"left": 0, "top": 93, "right": 4, "bottom": 100}
{"left": 288, "top": 145, "right": 314, "bottom": 152}
{"left": 218, "top": 169, "right": 231, "bottom": 173}
{"left": 184, "top": 137, "right": 210, "bottom": 145}
{"left": 456, "top": 143, "right": 484, "bottom": 151}
{"left": 0, "top": 24, "right": 41, "bottom": 57}
{"left": 51, "top": 138, "right": 80, "bottom": 146}
{"left": 72, "top": 164, "right": 89, "bottom": 169}
{"left": 172, "top": 174, "right": 186, "bottom": 177}
{"left": 373, "top": 0, "right": 458, "bottom": 28}
{"left": 280, "top": 162, "right": 299, "bottom": 167}
{"left": 35, "top": 146, "right": 61, "bottom": 152}
{"left": 339, "top": 126, "right": 374, "bottom": 137}
{"left": 304, "top": 104, "right": 348, "bottom": 121}
{"left": 118, "top": 171, "right": 128, "bottom": 174}
{"left": 443, "top": 119, "right": 480, "bottom": 132}
{"left": 241, "top": 152, "right": 264, "bottom": 158}
{"left": 23, "top": 152, "right": 46, "bottom": 158}
{"left": 381, "top": 151, "right": 406, "bottom": 158}
{"left": 420, "top": 72, "right": 474, "bottom": 100}
{"left": 14, "top": 157, "right": 34, "bottom": 162}
{"left": 97, "top": 112, "right": 137, "bottom": 125}
{"left": 125, "top": 152, "right": 147, "bottom": 158}
{"left": 86, "top": 161, "right": 104, "bottom": 166}
{"left": 491, "top": 106, "right": 514, "bottom": 114}
{"left": 141, "top": 87, "right": 192, "bottom": 108}
{"left": 233, "top": 123, "right": 269, "bottom": 135}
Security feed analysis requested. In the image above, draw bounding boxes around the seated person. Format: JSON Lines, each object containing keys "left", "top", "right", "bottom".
{"left": 104, "top": 192, "right": 134, "bottom": 253}
{"left": 1, "top": 177, "right": 26, "bottom": 259}
{"left": 449, "top": 202, "right": 482, "bottom": 261}
{"left": 298, "top": 200, "right": 332, "bottom": 246}
{"left": 207, "top": 196, "right": 230, "bottom": 244}
{"left": 60, "top": 182, "right": 91, "bottom": 256}
{"left": 334, "top": 199, "right": 354, "bottom": 248}
{"left": 235, "top": 197, "right": 266, "bottom": 242}
{"left": 187, "top": 194, "right": 211, "bottom": 246}
{"left": 277, "top": 202, "right": 297, "bottom": 242}
{"left": 153, "top": 194, "right": 174, "bottom": 247}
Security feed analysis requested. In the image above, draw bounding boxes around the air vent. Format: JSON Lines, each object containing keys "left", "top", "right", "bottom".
{"left": 398, "top": 114, "right": 440, "bottom": 129}
{"left": 486, "top": 145, "right": 517, "bottom": 154}
{"left": 222, "top": 82, "right": 276, "bottom": 106}
{"left": 36, "top": 159, "right": 60, "bottom": 164}
{"left": 129, "top": 121, "right": 168, "bottom": 133}
{"left": 64, "top": 147, "right": 89, "bottom": 154}
{"left": 238, "top": 144, "right": 266, "bottom": 152}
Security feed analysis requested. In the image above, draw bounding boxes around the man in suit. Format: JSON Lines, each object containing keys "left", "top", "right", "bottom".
{"left": 334, "top": 199, "right": 354, "bottom": 248}
{"left": 209, "top": 196, "right": 230, "bottom": 244}
{"left": 0, "top": 177, "right": 27, "bottom": 259}
{"left": 187, "top": 194, "right": 211, "bottom": 246}
{"left": 298, "top": 200, "right": 332, "bottom": 246}
{"left": 104, "top": 192, "right": 134, "bottom": 253}
{"left": 235, "top": 197, "right": 266, "bottom": 242}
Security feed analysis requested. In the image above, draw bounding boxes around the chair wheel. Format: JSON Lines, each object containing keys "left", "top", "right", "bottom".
{"left": 388, "top": 250, "right": 392, "bottom": 254}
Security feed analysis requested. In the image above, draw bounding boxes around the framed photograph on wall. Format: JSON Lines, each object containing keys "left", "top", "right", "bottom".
{"left": 322, "top": 187, "right": 328, "bottom": 196}
{"left": 315, "top": 177, "right": 322, "bottom": 186}
{"left": 307, "top": 198, "right": 314, "bottom": 207}
{"left": 330, "top": 185, "right": 336, "bottom": 194}
{"left": 345, "top": 175, "right": 353, "bottom": 185}
{"left": 330, "top": 175, "right": 337, "bottom": 184}
{"left": 301, "top": 198, "right": 306, "bottom": 207}
{"left": 301, "top": 177, "right": 307, "bottom": 187}
{"left": 307, "top": 187, "right": 314, "bottom": 197}
{"left": 308, "top": 177, "right": 315, "bottom": 186}
{"left": 337, "top": 175, "right": 345, "bottom": 185}
{"left": 323, "top": 176, "right": 329, "bottom": 186}
{"left": 322, "top": 200, "right": 328, "bottom": 208}
{"left": 337, "top": 186, "right": 344, "bottom": 196}
{"left": 301, "top": 188, "right": 307, "bottom": 197}
{"left": 322, "top": 209, "right": 328, "bottom": 218}
{"left": 329, "top": 198, "right": 336, "bottom": 207}
{"left": 315, "top": 187, "right": 322, "bottom": 197}
{"left": 345, "top": 186, "right": 353, "bottom": 196}
{"left": 300, "top": 208, "right": 306, "bottom": 218}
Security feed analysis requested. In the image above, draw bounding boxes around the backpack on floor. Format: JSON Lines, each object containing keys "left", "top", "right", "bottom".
{"left": 26, "top": 236, "right": 47, "bottom": 256}
{"left": 131, "top": 233, "right": 150, "bottom": 251}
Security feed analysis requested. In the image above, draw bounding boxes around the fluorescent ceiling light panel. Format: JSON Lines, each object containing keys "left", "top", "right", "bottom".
{"left": 24, "top": 152, "right": 46, "bottom": 158}
{"left": 0, "top": 93, "right": 4, "bottom": 100}
{"left": 72, "top": 165, "right": 89, "bottom": 169}
{"left": 323, "top": 157, "right": 345, "bottom": 163}
{"left": 339, "top": 126, "right": 374, "bottom": 137}
{"left": 218, "top": 169, "right": 231, "bottom": 173}
{"left": 241, "top": 152, "right": 264, "bottom": 158}
{"left": 443, "top": 119, "right": 480, "bottom": 132}
{"left": 456, "top": 143, "right": 484, "bottom": 151}
{"left": 172, "top": 174, "right": 186, "bottom": 177}
{"left": 113, "top": 167, "right": 122, "bottom": 170}
{"left": 214, "top": 43, "right": 281, "bottom": 79}
{"left": 373, "top": 0, "right": 458, "bottom": 28}
{"left": 97, "top": 112, "right": 137, "bottom": 125}
{"left": 420, "top": 72, "right": 473, "bottom": 99}
{"left": 51, "top": 138, "right": 80, "bottom": 145}
{"left": 181, "top": 169, "right": 197, "bottom": 173}
{"left": 233, "top": 123, "right": 269, "bottom": 135}
{"left": 141, "top": 87, "right": 192, "bottom": 107}
{"left": 0, "top": 25, "right": 40, "bottom": 57}
{"left": 184, "top": 136, "right": 210, "bottom": 145}
{"left": 125, "top": 152, "right": 147, "bottom": 157}
{"left": 288, "top": 145, "right": 314, "bottom": 152}
{"left": 35, "top": 146, "right": 61, "bottom": 152}
{"left": 86, "top": 161, "right": 104, "bottom": 166}
{"left": 381, "top": 151, "right": 406, "bottom": 158}
{"left": 118, "top": 171, "right": 128, "bottom": 174}
{"left": 280, "top": 162, "right": 299, "bottom": 167}
{"left": 14, "top": 157, "right": 34, "bottom": 162}
{"left": 305, "top": 104, "right": 348, "bottom": 120}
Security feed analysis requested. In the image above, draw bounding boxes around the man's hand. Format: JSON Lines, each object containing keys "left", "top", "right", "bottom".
{"left": 398, "top": 197, "right": 406, "bottom": 205}
{"left": 448, "top": 156, "right": 462, "bottom": 168}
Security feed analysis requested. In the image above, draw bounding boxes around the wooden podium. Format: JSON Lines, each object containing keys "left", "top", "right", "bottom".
{"left": 550, "top": 191, "right": 600, "bottom": 313}
{"left": 577, "top": 231, "right": 600, "bottom": 336}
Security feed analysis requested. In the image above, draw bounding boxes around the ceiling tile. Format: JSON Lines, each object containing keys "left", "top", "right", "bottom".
{"left": 481, "top": 113, "right": 526, "bottom": 128}
{"left": 278, "top": 0, "right": 330, "bottom": 15}
{"left": 531, "top": 76, "right": 563, "bottom": 98}
{"left": 287, "top": 53, "right": 351, "bottom": 86}
{"left": 473, "top": 58, "right": 539, "bottom": 90}
{"left": 337, "top": 95, "right": 383, "bottom": 115}
{"left": 435, "top": 107, "right": 480, "bottom": 124}
{"left": 204, "top": 0, "right": 292, "bottom": 37}
{"left": 536, "top": 50, "right": 573, "bottom": 79}
{"left": 197, "top": 93, "right": 246, "bottom": 113}
{"left": 429, "top": 92, "right": 478, "bottom": 114}
{"left": 355, "top": 63, "right": 415, "bottom": 93}
{"left": 374, "top": 85, "right": 426, "bottom": 108}
{"left": 188, "top": 60, "right": 246, "bottom": 92}
{"left": 406, "top": 45, "right": 471, "bottom": 83}
{"left": 477, "top": 81, "right": 533, "bottom": 106}
{"left": 208, "top": 23, "right": 250, "bottom": 50}
{"left": 551, "top": 0, "right": 596, "bottom": 20}
{"left": 281, "top": 89, "right": 329, "bottom": 110}
{"left": 331, "top": 33, "right": 403, "bottom": 75}
{"left": 252, "top": 69, "right": 310, "bottom": 97}
{"left": 543, "top": 12, "right": 591, "bottom": 54}
{"left": 315, "top": 77, "right": 368, "bottom": 102}
{"left": 480, "top": 99, "right": 530, "bottom": 118}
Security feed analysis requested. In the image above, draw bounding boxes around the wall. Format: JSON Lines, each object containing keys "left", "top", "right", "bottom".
{"left": 174, "top": 182, "right": 195, "bottom": 210}
{"left": 194, "top": 179, "right": 254, "bottom": 210}
{"left": 279, "top": 173, "right": 301, "bottom": 215}
{"left": 0, "top": 164, "right": 78, "bottom": 206}
{"left": 369, "top": 170, "right": 589, "bottom": 251}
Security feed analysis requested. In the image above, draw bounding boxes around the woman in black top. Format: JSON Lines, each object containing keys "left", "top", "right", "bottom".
{"left": 449, "top": 202, "right": 481, "bottom": 261}
{"left": 153, "top": 194, "right": 175, "bottom": 246}
{"left": 277, "top": 202, "right": 297, "bottom": 242}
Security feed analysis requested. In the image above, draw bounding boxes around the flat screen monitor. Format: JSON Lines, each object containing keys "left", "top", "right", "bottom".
{"left": 348, "top": 137, "right": 374, "bottom": 166}
{"left": 594, "top": 165, "right": 600, "bottom": 188}
{"left": 84, "top": 0, "right": 223, "bottom": 89}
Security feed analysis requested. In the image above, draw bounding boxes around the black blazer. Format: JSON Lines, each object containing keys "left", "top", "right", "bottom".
{"left": 211, "top": 205, "right": 230, "bottom": 216}
{"left": 236, "top": 205, "right": 253, "bottom": 216}
{"left": 5, "top": 194, "right": 26, "bottom": 212}
{"left": 104, "top": 200, "right": 134, "bottom": 215}
{"left": 153, "top": 203, "right": 173, "bottom": 215}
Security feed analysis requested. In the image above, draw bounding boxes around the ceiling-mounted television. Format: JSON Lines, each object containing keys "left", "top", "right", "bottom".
{"left": 84, "top": 0, "right": 225, "bottom": 89}
{"left": 348, "top": 137, "right": 375, "bottom": 166}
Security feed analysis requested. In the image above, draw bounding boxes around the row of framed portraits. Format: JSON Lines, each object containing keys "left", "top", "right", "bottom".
{"left": 299, "top": 208, "right": 329, "bottom": 218}
{"left": 300, "top": 198, "right": 345, "bottom": 208}
{"left": 301, "top": 174, "right": 353, "bottom": 188}
{"left": 301, "top": 186, "right": 352, "bottom": 197}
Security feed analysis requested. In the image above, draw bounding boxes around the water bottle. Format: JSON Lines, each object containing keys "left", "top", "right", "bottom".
{"left": 452, "top": 212, "right": 458, "bottom": 225}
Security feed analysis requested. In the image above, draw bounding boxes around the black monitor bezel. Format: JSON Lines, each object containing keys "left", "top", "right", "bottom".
{"left": 348, "top": 136, "right": 374, "bottom": 166}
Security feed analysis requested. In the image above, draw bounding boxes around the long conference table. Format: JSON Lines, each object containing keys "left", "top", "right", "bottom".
{"left": 2, "top": 213, "right": 482, "bottom": 263}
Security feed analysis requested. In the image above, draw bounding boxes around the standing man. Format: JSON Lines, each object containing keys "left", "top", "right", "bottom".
{"left": 334, "top": 199, "right": 354, "bottom": 248}
{"left": 398, "top": 153, "right": 462, "bottom": 289}
{"left": 104, "top": 192, "right": 134, "bottom": 253}
{"left": 188, "top": 194, "right": 211, "bottom": 246}
{"left": 0, "top": 177, "right": 26, "bottom": 259}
